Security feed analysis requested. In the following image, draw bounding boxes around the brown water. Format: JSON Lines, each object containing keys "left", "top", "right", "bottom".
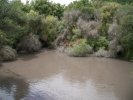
{"left": 0, "top": 50, "right": 133, "bottom": 100}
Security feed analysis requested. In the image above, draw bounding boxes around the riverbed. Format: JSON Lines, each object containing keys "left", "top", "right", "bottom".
{"left": 0, "top": 50, "right": 133, "bottom": 100}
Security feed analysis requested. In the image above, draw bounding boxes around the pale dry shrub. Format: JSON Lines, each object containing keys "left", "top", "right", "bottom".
{"left": 94, "top": 48, "right": 108, "bottom": 57}
{"left": 108, "top": 38, "right": 118, "bottom": 57}
{"left": 17, "top": 34, "right": 42, "bottom": 53}
{"left": 0, "top": 46, "right": 17, "bottom": 61}
{"left": 77, "top": 18, "right": 100, "bottom": 38}
{"left": 108, "top": 22, "right": 120, "bottom": 40}
{"left": 63, "top": 10, "right": 81, "bottom": 26}
{"left": 108, "top": 22, "right": 123, "bottom": 57}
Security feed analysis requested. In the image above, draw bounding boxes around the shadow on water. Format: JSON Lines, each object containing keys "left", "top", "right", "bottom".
{"left": 0, "top": 75, "right": 29, "bottom": 100}
{"left": 0, "top": 75, "right": 56, "bottom": 100}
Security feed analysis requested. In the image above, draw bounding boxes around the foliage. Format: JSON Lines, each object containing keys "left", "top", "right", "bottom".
{"left": 31, "top": 0, "right": 64, "bottom": 19}
{"left": 0, "top": 0, "right": 27, "bottom": 47}
{"left": 77, "top": 19, "right": 100, "bottom": 38}
{"left": 71, "top": 28, "right": 82, "bottom": 41}
{"left": 98, "top": 2, "right": 120, "bottom": 36}
{"left": 80, "top": 6, "right": 96, "bottom": 21}
{"left": 22, "top": 1, "right": 31, "bottom": 13}
{"left": 108, "top": 22, "right": 119, "bottom": 40}
{"left": 0, "top": 0, "right": 133, "bottom": 61}
{"left": 119, "top": 15, "right": 133, "bottom": 59}
{"left": 0, "top": 31, "right": 9, "bottom": 47}
{"left": 63, "top": 10, "right": 81, "bottom": 27}
{"left": 94, "top": 0, "right": 133, "bottom": 4}
{"left": 100, "top": 2, "right": 121, "bottom": 23}
{"left": 87, "top": 36, "right": 109, "bottom": 51}
{"left": 17, "top": 34, "right": 42, "bottom": 53}
{"left": 0, "top": 46, "right": 17, "bottom": 61}
{"left": 67, "top": 39, "right": 93, "bottom": 57}
{"left": 94, "top": 48, "right": 108, "bottom": 57}
{"left": 67, "top": 0, "right": 92, "bottom": 10}
{"left": 99, "top": 23, "right": 109, "bottom": 36}
{"left": 115, "top": 5, "right": 133, "bottom": 24}
{"left": 67, "top": 0, "right": 96, "bottom": 21}
{"left": 41, "top": 15, "right": 60, "bottom": 46}
{"left": 27, "top": 10, "right": 43, "bottom": 34}
{"left": 95, "top": 36, "right": 109, "bottom": 50}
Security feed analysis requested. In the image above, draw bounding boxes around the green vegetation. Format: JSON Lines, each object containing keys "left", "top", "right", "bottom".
{"left": 0, "top": 0, "right": 133, "bottom": 62}
{"left": 119, "top": 15, "right": 133, "bottom": 60}
{"left": 67, "top": 39, "right": 93, "bottom": 57}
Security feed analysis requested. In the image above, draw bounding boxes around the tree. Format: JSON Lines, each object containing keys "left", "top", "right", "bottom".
{"left": 120, "top": 15, "right": 133, "bottom": 59}
{"left": 31, "top": 0, "right": 64, "bottom": 19}
{"left": 0, "top": 0, "right": 27, "bottom": 47}
{"left": 94, "top": 0, "right": 133, "bottom": 4}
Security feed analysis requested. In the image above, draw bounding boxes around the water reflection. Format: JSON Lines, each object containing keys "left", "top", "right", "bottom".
{"left": 28, "top": 73, "right": 118, "bottom": 100}
{"left": 0, "top": 75, "right": 29, "bottom": 100}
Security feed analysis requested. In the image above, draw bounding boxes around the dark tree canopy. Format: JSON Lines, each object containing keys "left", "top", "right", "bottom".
{"left": 31, "top": 0, "right": 65, "bottom": 19}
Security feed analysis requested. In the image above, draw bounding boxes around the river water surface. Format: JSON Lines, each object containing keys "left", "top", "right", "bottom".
{"left": 0, "top": 50, "right": 133, "bottom": 100}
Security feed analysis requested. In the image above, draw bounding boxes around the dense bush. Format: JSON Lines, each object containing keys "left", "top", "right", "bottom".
{"left": 17, "top": 34, "right": 42, "bottom": 53}
{"left": 31, "top": 0, "right": 64, "bottom": 19}
{"left": 67, "top": 0, "right": 92, "bottom": 11}
{"left": 0, "top": 0, "right": 27, "bottom": 47}
{"left": 114, "top": 5, "right": 133, "bottom": 24}
{"left": 80, "top": 6, "right": 96, "bottom": 21}
{"left": 71, "top": 28, "right": 82, "bottom": 41}
{"left": 0, "top": 46, "right": 17, "bottom": 61}
{"left": 99, "top": 2, "right": 120, "bottom": 36}
{"left": 67, "top": 0, "right": 97, "bottom": 21}
{"left": 40, "top": 15, "right": 60, "bottom": 47}
{"left": 108, "top": 22, "right": 119, "bottom": 40}
{"left": 77, "top": 18, "right": 100, "bottom": 39}
{"left": 94, "top": 48, "right": 108, "bottom": 57}
{"left": 0, "top": 31, "right": 9, "bottom": 47}
{"left": 100, "top": 2, "right": 121, "bottom": 23}
{"left": 63, "top": 10, "right": 81, "bottom": 27}
{"left": 119, "top": 15, "right": 133, "bottom": 59}
{"left": 95, "top": 36, "right": 109, "bottom": 50}
{"left": 27, "top": 10, "right": 43, "bottom": 34}
{"left": 95, "top": 0, "right": 133, "bottom": 4}
{"left": 67, "top": 39, "right": 93, "bottom": 57}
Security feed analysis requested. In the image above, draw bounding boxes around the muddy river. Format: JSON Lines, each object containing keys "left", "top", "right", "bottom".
{"left": 0, "top": 50, "right": 133, "bottom": 100}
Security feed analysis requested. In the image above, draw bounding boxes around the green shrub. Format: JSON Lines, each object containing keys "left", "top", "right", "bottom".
{"left": 71, "top": 28, "right": 82, "bottom": 41}
{"left": 0, "top": 0, "right": 27, "bottom": 47}
{"left": 80, "top": 6, "right": 96, "bottom": 21}
{"left": 67, "top": 0, "right": 92, "bottom": 11}
{"left": 41, "top": 15, "right": 60, "bottom": 46}
{"left": 87, "top": 36, "right": 109, "bottom": 51}
{"left": 27, "top": 10, "right": 43, "bottom": 34}
{"left": 32, "top": 0, "right": 64, "bottom": 19}
{"left": 96, "top": 36, "right": 109, "bottom": 50}
{"left": 101, "top": 2, "right": 121, "bottom": 23}
{"left": 115, "top": 5, "right": 133, "bottom": 24}
{"left": 67, "top": 39, "right": 93, "bottom": 57}
{"left": 0, "top": 30, "right": 8, "bottom": 47}
{"left": 99, "top": 23, "right": 109, "bottom": 36}
{"left": 99, "top": 2, "right": 120, "bottom": 36}
{"left": 119, "top": 15, "right": 133, "bottom": 60}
